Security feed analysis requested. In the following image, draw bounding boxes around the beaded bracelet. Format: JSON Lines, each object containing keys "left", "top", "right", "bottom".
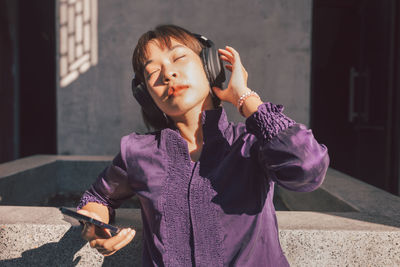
{"left": 237, "top": 90, "right": 260, "bottom": 117}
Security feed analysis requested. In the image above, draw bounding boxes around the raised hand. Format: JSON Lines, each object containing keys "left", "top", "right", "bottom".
{"left": 212, "top": 46, "right": 251, "bottom": 107}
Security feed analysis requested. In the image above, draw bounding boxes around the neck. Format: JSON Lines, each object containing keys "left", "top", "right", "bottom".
{"left": 170, "top": 96, "right": 214, "bottom": 161}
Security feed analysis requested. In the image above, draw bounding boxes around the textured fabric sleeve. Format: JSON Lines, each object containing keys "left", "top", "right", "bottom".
{"left": 77, "top": 152, "right": 135, "bottom": 221}
{"left": 245, "top": 102, "right": 330, "bottom": 192}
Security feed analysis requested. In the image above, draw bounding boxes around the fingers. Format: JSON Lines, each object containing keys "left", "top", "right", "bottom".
{"left": 218, "top": 46, "right": 244, "bottom": 74}
{"left": 94, "top": 225, "right": 112, "bottom": 239}
{"left": 218, "top": 49, "right": 234, "bottom": 63}
{"left": 89, "top": 228, "right": 136, "bottom": 256}
{"left": 224, "top": 46, "right": 240, "bottom": 59}
{"left": 77, "top": 209, "right": 110, "bottom": 240}
{"left": 112, "top": 228, "right": 136, "bottom": 251}
{"left": 219, "top": 55, "right": 231, "bottom": 63}
{"left": 78, "top": 209, "right": 136, "bottom": 256}
{"left": 218, "top": 46, "right": 241, "bottom": 62}
{"left": 216, "top": 45, "right": 249, "bottom": 105}
{"left": 218, "top": 46, "right": 246, "bottom": 75}
{"left": 89, "top": 228, "right": 133, "bottom": 253}
{"left": 81, "top": 222, "right": 96, "bottom": 241}
{"left": 225, "top": 64, "right": 233, "bottom": 71}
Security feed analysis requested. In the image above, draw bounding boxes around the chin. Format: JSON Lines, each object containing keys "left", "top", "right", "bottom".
{"left": 165, "top": 101, "right": 204, "bottom": 118}
{"left": 162, "top": 88, "right": 211, "bottom": 116}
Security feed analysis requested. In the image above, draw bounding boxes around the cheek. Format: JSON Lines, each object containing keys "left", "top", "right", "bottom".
{"left": 145, "top": 87, "right": 164, "bottom": 108}
{"left": 188, "top": 60, "right": 209, "bottom": 88}
{"left": 145, "top": 79, "right": 164, "bottom": 98}
{"left": 149, "top": 87, "right": 163, "bottom": 98}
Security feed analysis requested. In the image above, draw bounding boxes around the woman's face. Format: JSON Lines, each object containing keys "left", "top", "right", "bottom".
{"left": 143, "top": 38, "right": 213, "bottom": 118}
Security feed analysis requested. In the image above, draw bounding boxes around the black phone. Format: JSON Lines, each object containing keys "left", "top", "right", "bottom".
{"left": 59, "top": 207, "right": 121, "bottom": 235}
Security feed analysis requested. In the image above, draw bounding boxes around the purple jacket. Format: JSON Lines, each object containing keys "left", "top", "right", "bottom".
{"left": 78, "top": 102, "right": 330, "bottom": 266}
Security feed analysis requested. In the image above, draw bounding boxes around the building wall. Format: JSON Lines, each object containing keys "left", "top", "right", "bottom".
{"left": 57, "top": 0, "right": 312, "bottom": 155}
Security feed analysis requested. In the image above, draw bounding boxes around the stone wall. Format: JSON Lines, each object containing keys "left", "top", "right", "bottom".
{"left": 57, "top": 0, "right": 312, "bottom": 155}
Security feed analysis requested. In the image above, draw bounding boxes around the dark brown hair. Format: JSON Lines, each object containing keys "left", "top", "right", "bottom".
{"left": 131, "top": 25, "right": 206, "bottom": 131}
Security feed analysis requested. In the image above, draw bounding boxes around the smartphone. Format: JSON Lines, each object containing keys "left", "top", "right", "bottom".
{"left": 59, "top": 207, "right": 121, "bottom": 235}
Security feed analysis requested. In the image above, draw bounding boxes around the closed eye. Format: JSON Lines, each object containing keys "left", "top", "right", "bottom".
{"left": 174, "top": 55, "right": 186, "bottom": 62}
{"left": 146, "top": 69, "right": 159, "bottom": 80}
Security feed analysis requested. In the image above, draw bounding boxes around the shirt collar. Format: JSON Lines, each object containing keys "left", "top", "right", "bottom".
{"left": 161, "top": 106, "right": 230, "bottom": 143}
{"left": 200, "top": 106, "right": 229, "bottom": 140}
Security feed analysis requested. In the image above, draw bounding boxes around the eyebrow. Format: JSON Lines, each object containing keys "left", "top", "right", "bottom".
{"left": 143, "top": 44, "right": 186, "bottom": 70}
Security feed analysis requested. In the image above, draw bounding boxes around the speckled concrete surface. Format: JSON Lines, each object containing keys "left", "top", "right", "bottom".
{"left": 279, "top": 230, "right": 400, "bottom": 267}
{"left": 0, "top": 207, "right": 143, "bottom": 266}
{"left": 0, "top": 224, "right": 142, "bottom": 266}
{"left": 1, "top": 207, "right": 399, "bottom": 266}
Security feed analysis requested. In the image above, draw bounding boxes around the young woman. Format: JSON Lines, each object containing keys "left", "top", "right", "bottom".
{"left": 77, "top": 25, "right": 330, "bottom": 266}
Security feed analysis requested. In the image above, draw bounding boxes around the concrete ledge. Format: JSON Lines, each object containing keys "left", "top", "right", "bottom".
{"left": 0, "top": 155, "right": 113, "bottom": 178}
{"left": 0, "top": 207, "right": 143, "bottom": 266}
{"left": 1, "top": 155, "right": 400, "bottom": 266}
{"left": 280, "top": 229, "right": 400, "bottom": 266}
{"left": 0, "top": 207, "right": 399, "bottom": 266}
{"left": 276, "top": 168, "right": 400, "bottom": 221}
{"left": 0, "top": 155, "right": 113, "bottom": 206}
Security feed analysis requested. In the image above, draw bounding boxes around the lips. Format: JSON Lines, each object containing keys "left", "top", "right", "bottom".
{"left": 168, "top": 84, "right": 189, "bottom": 97}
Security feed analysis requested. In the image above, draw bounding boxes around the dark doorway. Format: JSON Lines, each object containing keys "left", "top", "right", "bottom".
{"left": 311, "top": 0, "right": 399, "bottom": 195}
{"left": 0, "top": 0, "right": 57, "bottom": 164}
{"left": 0, "top": 0, "right": 18, "bottom": 163}
{"left": 18, "top": 0, "right": 57, "bottom": 158}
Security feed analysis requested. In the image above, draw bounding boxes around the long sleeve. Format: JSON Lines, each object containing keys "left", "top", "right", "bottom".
{"left": 77, "top": 152, "right": 135, "bottom": 220}
{"left": 245, "top": 102, "right": 330, "bottom": 192}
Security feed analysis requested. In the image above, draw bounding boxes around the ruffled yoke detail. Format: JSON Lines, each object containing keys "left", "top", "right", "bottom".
{"left": 245, "top": 102, "right": 296, "bottom": 143}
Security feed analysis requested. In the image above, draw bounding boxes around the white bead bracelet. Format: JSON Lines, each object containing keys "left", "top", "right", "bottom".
{"left": 237, "top": 91, "right": 260, "bottom": 117}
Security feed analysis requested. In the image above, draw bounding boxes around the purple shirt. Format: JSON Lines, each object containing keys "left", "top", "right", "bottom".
{"left": 78, "top": 102, "right": 330, "bottom": 266}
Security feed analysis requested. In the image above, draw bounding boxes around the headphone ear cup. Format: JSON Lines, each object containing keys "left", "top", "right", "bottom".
{"left": 200, "top": 49, "right": 212, "bottom": 84}
{"left": 205, "top": 44, "right": 226, "bottom": 89}
{"left": 195, "top": 35, "right": 226, "bottom": 89}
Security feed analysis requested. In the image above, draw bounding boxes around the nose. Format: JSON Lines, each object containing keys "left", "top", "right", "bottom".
{"left": 162, "top": 68, "right": 178, "bottom": 84}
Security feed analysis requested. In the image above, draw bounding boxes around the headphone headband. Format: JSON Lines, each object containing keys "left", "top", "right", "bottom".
{"left": 192, "top": 33, "right": 213, "bottom": 47}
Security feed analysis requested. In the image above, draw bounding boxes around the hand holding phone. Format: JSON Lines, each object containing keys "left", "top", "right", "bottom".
{"left": 60, "top": 207, "right": 136, "bottom": 256}
{"left": 60, "top": 207, "right": 120, "bottom": 234}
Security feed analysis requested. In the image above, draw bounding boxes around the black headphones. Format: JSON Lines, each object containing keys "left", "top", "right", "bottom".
{"left": 132, "top": 33, "right": 226, "bottom": 129}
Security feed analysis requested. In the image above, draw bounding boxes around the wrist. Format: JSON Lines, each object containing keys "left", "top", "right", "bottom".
{"left": 236, "top": 90, "right": 262, "bottom": 117}
{"left": 233, "top": 87, "right": 252, "bottom": 108}
{"left": 241, "top": 97, "right": 263, "bottom": 118}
